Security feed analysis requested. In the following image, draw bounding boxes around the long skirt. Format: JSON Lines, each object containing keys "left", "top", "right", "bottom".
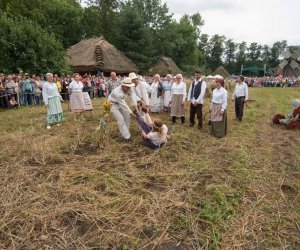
{"left": 47, "top": 96, "right": 63, "bottom": 124}
{"left": 150, "top": 94, "right": 162, "bottom": 113}
{"left": 83, "top": 92, "right": 93, "bottom": 111}
{"left": 170, "top": 94, "right": 185, "bottom": 117}
{"left": 70, "top": 92, "right": 85, "bottom": 112}
{"left": 210, "top": 103, "right": 227, "bottom": 138}
{"left": 163, "top": 90, "right": 171, "bottom": 107}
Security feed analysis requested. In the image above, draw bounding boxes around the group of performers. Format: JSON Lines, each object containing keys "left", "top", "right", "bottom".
{"left": 42, "top": 70, "right": 252, "bottom": 149}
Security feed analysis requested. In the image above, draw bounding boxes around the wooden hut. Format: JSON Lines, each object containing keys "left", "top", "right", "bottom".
{"left": 67, "top": 37, "right": 139, "bottom": 74}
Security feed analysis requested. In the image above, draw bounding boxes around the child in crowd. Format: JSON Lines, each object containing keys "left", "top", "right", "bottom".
{"left": 9, "top": 96, "right": 18, "bottom": 108}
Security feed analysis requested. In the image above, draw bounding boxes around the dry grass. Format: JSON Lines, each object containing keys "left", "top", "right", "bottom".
{"left": 0, "top": 88, "right": 299, "bottom": 249}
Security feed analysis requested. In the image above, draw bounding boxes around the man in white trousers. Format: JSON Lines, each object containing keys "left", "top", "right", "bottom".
{"left": 108, "top": 77, "right": 138, "bottom": 140}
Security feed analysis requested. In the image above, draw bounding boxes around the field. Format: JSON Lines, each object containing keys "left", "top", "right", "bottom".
{"left": 0, "top": 88, "right": 299, "bottom": 249}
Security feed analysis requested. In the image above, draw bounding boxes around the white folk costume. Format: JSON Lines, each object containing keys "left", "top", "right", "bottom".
{"left": 170, "top": 81, "right": 186, "bottom": 117}
{"left": 210, "top": 87, "right": 228, "bottom": 138}
{"left": 69, "top": 80, "right": 85, "bottom": 112}
{"left": 150, "top": 81, "right": 162, "bottom": 113}
{"left": 108, "top": 79, "right": 137, "bottom": 139}
{"left": 42, "top": 80, "right": 63, "bottom": 125}
{"left": 162, "top": 80, "right": 172, "bottom": 109}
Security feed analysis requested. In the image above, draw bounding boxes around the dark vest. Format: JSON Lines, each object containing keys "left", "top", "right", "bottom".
{"left": 190, "top": 80, "right": 202, "bottom": 99}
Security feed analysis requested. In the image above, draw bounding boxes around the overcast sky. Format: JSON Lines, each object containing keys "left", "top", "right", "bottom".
{"left": 164, "top": 0, "right": 300, "bottom": 46}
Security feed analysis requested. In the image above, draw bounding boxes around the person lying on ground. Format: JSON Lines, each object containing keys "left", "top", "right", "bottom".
{"left": 136, "top": 111, "right": 168, "bottom": 149}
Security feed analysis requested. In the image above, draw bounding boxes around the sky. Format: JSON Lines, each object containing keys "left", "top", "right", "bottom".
{"left": 164, "top": 0, "right": 300, "bottom": 46}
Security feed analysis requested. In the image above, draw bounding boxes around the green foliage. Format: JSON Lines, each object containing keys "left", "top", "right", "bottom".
{"left": 1, "top": 0, "right": 83, "bottom": 48}
{"left": 0, "top": 13, "right": 69, "bottom": 75}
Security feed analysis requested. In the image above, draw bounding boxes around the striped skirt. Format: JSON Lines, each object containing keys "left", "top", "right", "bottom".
{"left": 47, "top": 96, "right": 63, "bottom": 124}
{"left": 70, "top": 92, "right": 85, "bottom": 112}
{"left": 170, "top": 94, "right": 185, "bottom": 117}
{"left": 83, "top": 92, "right": 93, "bottom": 111}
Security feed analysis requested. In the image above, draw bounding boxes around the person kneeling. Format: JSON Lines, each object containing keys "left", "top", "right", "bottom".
{"left": 137, "top": 113, "right": 168, "bottom": 149}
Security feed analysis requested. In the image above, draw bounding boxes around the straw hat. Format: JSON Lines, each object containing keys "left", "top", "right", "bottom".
{"left": 129, "top": 72, "right": 138, "bottom": 80}
{"left": 122, "top": 77, "right": 135, "bottom": 87}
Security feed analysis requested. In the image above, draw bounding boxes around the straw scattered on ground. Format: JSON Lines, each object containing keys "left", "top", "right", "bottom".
{"left": 0, "top": 88, "right": 299, "bottom": 249}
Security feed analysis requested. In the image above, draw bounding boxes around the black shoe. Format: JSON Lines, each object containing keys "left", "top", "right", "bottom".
{"left": 198, "top": 124, "right": 202, "bottom": 129}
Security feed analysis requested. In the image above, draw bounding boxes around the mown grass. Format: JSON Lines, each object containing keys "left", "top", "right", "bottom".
{"left": 0, "top": 88, "right": 299, "bottom": 249}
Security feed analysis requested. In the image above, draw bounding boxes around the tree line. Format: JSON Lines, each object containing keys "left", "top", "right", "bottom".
{"left": 0, "top": 0, "right": 297, "bottom": 75}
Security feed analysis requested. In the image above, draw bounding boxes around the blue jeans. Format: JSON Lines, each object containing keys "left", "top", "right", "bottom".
{"left": 35, "top": 95, "right": 41, "bottom": 105}
{"left": 19, "top": 92, "right": 24, "bottom": 105}
{"left": 24, "top": 92, "right": 32, "bottom": 105}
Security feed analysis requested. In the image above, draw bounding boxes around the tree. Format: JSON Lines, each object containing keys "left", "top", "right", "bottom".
{"left": 1, "top": 0, "right": 84, "bottom": 47}
{"left": 207, "top": 34, "right": 226, "bottom": 71}
{"left": 269, "top": 40, "right": 288, "bottom": 68}
{"left": 0, "top": 13, "right": 68, "bottom": 74}
{"left": 235, "top": 41, "right": 247, "bottom": 73}
{"left": 247, "top": 42, "right": 262, "bottom": 64}
{"left": 84, "top": 0, "right": 120, "bottom": 43}
{"left": 224, "top": 39, "right": 237, "bottom": 73}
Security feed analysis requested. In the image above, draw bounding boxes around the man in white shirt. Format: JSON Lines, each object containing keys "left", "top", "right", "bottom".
{"left": 187, "top": 69, "right": 207, "bottom": 129}
{"left": 232, "top": 75, "right": 249, "bottom": 121}
{"left": 129, "top": 72, "right": 149, "bottom": 110}
{"left": 108, "top": 77, "right": 138, "bottom": 140}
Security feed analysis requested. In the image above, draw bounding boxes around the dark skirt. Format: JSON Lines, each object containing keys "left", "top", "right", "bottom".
{"left": 211, "top": 110, "right": 227, "bottom": 138}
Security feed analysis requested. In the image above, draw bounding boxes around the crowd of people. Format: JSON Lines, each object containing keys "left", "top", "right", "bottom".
{"left": 15, "top": 69, "right": 300, "bottom": 149}
{"left": 245, "top": 76, "right": 298, "bottom": 87}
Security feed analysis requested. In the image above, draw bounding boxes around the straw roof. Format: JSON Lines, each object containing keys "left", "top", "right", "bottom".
{"left": 148, "top": 56, "right": 183, "bottom": 76}
{"left": 211, "top": 66, "right": 231, "bottom": 78}
{"left": 66, "top": 37, "right": 139, "bottom": 74}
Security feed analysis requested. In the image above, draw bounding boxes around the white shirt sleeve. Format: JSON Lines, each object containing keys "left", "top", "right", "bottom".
{"left": 196, "top": 80, "right": 207, "bottom": 104}
{"left": 42, "top": 83, "right": 48, "bottom": 105}
{"left": 221, "top": 89, "right": 228, "bottom": 111}
{"left": 245, "top": 83, "right": 249, "bottom": 101}
{"left": 141, "top": 82, "right": 150, "bottom": 105}
{"left": 232, "top": 84, "right": 236, "bottom": 99}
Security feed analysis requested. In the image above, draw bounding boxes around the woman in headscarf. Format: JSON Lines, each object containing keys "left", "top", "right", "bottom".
{"left": 42, "top": 73, "right": 64, "bottom": 129}
{"left": 162, "top": 74, "right": 173, "bottom": 112}
{"left": 170, "top": 74, "right": 187, "bottom": 124}
{"left": 69, "top": 73, "right": 85, "bottom": 119}
{"left": 210, "top": 77, "right": 228, "bottom": 138}
{"left": 149, "top": 74, "right": 163, "bottom": 113}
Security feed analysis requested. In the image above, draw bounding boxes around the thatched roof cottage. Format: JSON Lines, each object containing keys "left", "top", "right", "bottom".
{"left": 67, "top": 37, "right": 139, "bottom": 74}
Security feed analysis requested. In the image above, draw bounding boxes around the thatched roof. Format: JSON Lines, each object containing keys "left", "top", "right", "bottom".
{"left": 148, "top": 56, "right": 182, "bottom": 76}
{"left": 211, "top": 66, "right": 231, "bottom": 78}
{"left": 66, "top": 37, "right": 139, "bottom": 74}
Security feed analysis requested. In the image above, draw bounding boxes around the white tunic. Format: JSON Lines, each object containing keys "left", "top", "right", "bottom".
{"left": 150, "top": 81, "right": 162, "bottom": 112}
{"left": 42, "top": 82, "right": 62, "bottom": 105}
{"left": 211, "top": 87, "right": 228, "bottom": 111}
{"left": 133, "top": 81, "right": 149, "bottom": 106}
{"left": 171, "top": 82, "right": 187, "bottom": 101}
{"left": 108, "top": 85, "right": 137, "bottom": 114}
{"left": 69, "top": 80, "right": 83, "bottom": 93}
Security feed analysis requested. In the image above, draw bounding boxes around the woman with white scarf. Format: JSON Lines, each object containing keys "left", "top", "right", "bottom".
{"left": 149, "top": 74, "right": 163, "bottom": 113}
{"left": 170, "top": 74, "right": 187, "bottom": 124}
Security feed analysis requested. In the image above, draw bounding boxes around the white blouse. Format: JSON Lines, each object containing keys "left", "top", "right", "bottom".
{"left": 69, "top": 80, "right": 83, "bottom": 93}
{"left": 147, "top": 124, "right": 168, "bottom": 146}
{"left": 171, "top": 82, "right": 187, "bottom": 101}
{"left": 211, "top": 87, "right": 228, "bottom": 111}
{"left": 42, "top": 82, "right": 62, "bottom": 105}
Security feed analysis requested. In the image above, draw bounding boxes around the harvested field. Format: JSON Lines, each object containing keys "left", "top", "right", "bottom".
{"left": 0, "top": 88, "right": 299, "bottom": 249}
